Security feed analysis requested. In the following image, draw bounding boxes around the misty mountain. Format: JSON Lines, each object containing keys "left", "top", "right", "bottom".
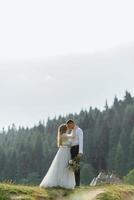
{"left": 0, "top": 44, "right": 134, "bottom": 129}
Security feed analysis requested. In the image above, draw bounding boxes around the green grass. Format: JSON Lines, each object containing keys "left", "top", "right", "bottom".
{"left": 97, "top": 184, "right": 134, "bottom": 200}
{"left": 0, "top": 182, "right": 73, "bottom": 200}
{"left": 1, "top": 183, "right": 134, "bottom": 200}
{"left": 0, "top": 183, "right": 101, "bottom": 200}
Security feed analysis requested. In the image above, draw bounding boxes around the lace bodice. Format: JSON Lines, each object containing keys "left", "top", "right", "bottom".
{"left": 61, "top": 134, "right": 72, "bottom": 147}
{"left": 62, "top": 139, "right": 72, "bottom": 147}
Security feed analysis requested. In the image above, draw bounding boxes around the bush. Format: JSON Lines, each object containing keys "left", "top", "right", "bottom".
{"left": 81, "top": 162, "right": 95, "bottom": 185}
{"left": 123, "top": 169, "right": 134, "bottom": 185}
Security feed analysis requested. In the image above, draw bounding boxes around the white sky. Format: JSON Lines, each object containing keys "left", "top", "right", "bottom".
{"left": 0, "top": 0, "right": 134, "bottom": 61}
{"left": 0, "top": 0, "right": 134, "bottom": 130}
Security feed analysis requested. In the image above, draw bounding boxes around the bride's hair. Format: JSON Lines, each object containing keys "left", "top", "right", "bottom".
{"left": 57, "top": 124, "right": 67, "bottom": 147}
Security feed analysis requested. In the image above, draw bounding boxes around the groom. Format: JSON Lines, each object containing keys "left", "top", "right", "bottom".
{"left": 66, "top": 119, "right": 83, "bottom": 187}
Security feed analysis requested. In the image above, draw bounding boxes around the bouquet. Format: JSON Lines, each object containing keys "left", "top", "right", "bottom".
{"left": 68, "top": 155, "right": 80, "bottom": 172}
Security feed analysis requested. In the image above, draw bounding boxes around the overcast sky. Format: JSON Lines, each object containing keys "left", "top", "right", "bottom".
{"left": 0, "top": 0, "right": 134, "bottom": 129}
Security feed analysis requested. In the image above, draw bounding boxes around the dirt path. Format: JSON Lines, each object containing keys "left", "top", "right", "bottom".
{"left": 10, "top": 188, "right": 105, "bottom": 200}
{"left": 85, "top": 189, "right": 105, "bottom": 199}
{"left": 67, "top": 188, "right": 105, "bottom": 200}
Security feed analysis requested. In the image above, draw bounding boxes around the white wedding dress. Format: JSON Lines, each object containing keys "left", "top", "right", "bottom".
{"left": 39, "top": 134, "right": 75, "bottom": 189}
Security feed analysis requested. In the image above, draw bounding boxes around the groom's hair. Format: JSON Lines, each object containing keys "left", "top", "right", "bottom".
{"left": 66, "top": 119, "right": 75, "bottom": 124}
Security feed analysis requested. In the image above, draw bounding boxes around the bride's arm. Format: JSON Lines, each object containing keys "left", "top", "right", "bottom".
{"left": 61, "top": 134, "right": 73, "bottom": 139}
{"left": 62, "top": 128, "right": 76, "bottom": 139}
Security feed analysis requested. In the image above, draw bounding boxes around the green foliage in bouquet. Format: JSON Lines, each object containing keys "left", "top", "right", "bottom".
{"left": 68, "top": 156, "right": 80, "bottom": 172}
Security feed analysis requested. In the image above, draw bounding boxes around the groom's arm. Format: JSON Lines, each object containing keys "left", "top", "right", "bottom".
{"left": 78, "top": 128, "right": 83, "bottom": 154}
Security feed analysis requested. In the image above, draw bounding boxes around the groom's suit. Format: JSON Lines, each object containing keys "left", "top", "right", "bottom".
{"left": 70, "top": 126, "right": 83, "bottom": 186}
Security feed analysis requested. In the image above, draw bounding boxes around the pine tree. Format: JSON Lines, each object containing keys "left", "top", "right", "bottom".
{"left": 114, "top": 142, "right": 125, "bottom": 176}
{"left": 128, "top": 128, "right": 134, "bottom": 170}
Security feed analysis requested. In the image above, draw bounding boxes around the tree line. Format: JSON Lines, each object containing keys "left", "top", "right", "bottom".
{"left": 0, "top": 91, "right": 134, "bottom": 185}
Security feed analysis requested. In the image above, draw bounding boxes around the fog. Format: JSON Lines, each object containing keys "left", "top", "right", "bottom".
{"left": 0, "top": 44, "right": 134, "bottom": 129}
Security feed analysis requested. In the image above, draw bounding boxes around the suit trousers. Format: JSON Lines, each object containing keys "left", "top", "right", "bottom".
{"left": 70, "top": 145, "right": 80, "bottom": 186}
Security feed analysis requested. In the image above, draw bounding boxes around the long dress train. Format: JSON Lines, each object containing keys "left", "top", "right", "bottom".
{"left": 39, "top": 137, "right": 75, "bottom": 189}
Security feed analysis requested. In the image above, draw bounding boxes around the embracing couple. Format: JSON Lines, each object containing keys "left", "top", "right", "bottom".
{"left": 39, "top": 119, "right": 83, "bottom": 189}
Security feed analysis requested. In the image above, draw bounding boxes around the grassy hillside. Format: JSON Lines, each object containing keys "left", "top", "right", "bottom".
{"left": 0, "top": 183, "right": 73, "bottom": 200}
{"left": 98, "top": 185, "right": 134, "bottom": 200}
{"left": 1, "top": 183, "right": 134, "bottom": 200}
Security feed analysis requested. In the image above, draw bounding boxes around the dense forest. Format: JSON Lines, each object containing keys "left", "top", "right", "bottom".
{"left": 0, "top": 91, "right": 134, "bottom": 185}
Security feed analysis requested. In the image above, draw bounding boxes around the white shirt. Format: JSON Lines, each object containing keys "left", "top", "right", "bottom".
{"left": 70, "top": 126, "right": 84, "bottom": 154}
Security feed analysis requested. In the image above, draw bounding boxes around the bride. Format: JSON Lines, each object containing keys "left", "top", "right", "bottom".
{"left": 39, "top": 124, "right": 76, "bottom": 189}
